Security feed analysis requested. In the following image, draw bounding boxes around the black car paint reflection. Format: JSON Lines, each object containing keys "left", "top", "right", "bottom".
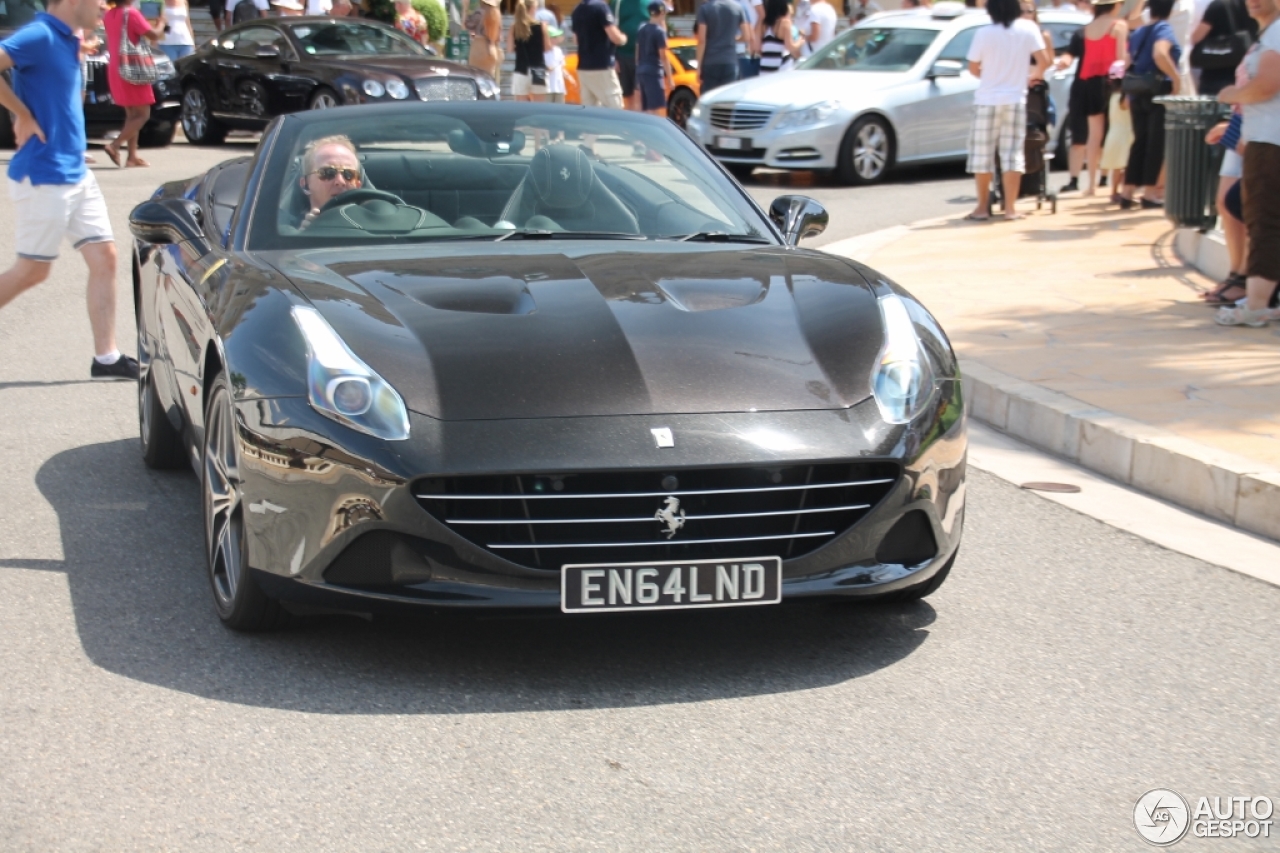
{"left": 129, "top": 102, "right": 965, "bottom": 630}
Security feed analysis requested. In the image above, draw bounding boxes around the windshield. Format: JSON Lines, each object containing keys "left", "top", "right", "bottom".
{"left": 0, "top": 0, "right": 44, "bottom": 30}
{"left": 252, "top": 105, "right": 773, "bottom": 250}
{"left": 670, "top": 43, "right": 697, "bottom": 70}
{"left": 287, "top": 21, "right": 425, "bottom": 57}
{"left": 797, "top": 26, "right": 939, "bottom": 72}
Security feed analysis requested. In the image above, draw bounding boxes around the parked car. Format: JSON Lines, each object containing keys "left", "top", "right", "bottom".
{"left": 564, "top": 36, "right": 701, "bottom": 127}
{"left": 127, "top": 101, "right": 966, "bottom": 630}
{"left": 0, "top": 7, "right": 181, "bottom": 149}
{"left": 686, "top": 4, "right": 1087, "bottom": 183}
{"left": 174, "top": 16, "right": 498, "bottom": 145}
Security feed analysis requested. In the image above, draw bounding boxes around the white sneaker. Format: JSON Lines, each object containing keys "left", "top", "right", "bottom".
{"left": 1215, "top": 305, "right": 1270, "bottom": 327}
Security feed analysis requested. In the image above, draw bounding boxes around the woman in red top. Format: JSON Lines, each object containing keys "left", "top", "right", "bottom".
{"left": 103, "top": 0, "right": 166, "bottom": 168}
{"left": 1062, "top": 1, "right": 1128, "bottom": 196}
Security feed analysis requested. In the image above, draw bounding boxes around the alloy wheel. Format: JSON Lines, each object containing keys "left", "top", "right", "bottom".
{"left": 310, "top": 91, "right": 338, "bottom": 109}
{"left": 182, "top": 88, "right": 208, "bottom": 141}
{"left": 203, "top": 385, "right": 245, "bottom": 614}
{"left": 853, "top": 122, "right": 888, "bottom": 181}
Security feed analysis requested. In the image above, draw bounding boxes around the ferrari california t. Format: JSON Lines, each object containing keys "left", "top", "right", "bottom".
{"left": 129, "top": 102, "right": 966, "bottom": 630}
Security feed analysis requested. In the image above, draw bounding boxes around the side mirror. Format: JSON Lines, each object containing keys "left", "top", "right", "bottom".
{"left": 927, "top": 59, "right": 964, "bottom": 79}
{"left": 129, "top": 197, "right": 206, "bottom": 246}
{"left": 769, "top": 195, "right": 828, "bottom": 246}
{"left": 255, "top": 44, "right": 282, "bottom": 59}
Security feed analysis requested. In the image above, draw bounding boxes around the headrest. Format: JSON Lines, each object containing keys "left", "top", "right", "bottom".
{"left": 448, "top": 128, "right": 527, "bottom": 157}
{"left": 528, "top": 144, "right": 593, "bottom": 209}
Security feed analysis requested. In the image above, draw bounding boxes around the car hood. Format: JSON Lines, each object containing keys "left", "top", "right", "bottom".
{"left": 268, "top": 245, "right": 885, "bottom": 421}
{"left": 324, "top": 55, "right": 472, "bottom": 78}
{"left": 701, "top": 69, "right": 918, "bottom": 107}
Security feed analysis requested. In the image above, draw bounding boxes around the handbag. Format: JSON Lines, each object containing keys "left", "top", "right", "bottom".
{"left": 117, "top": 13, "right": 161, "bottom": 86}
{"left": 1121, "top": 25, "right": 1163, "bottom": 97}
{"left": 529, "top": 66, "right": 547, "bottom": 87}
{"left": 1191, "top": 0, "right": 1252, "bottom": 70}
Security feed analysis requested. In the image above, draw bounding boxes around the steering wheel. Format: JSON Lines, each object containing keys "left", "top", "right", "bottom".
{"left": 318, "top": 187, "right": 406, "bottom": 213}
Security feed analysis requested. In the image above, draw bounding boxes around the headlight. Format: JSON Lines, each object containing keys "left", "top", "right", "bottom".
{"left": 774, "top": 100, "right": 840, "bottom": 130}
{"left": 291, "top": 305, "right": 410, "bottom": 441}
{"left": 871, "top": 293, "right": 937, "bottom": 425}
{"left": 476, "top": 77, "right": 500, "bottom": 99}
{"left": 362, "top": 79, "right": 386, "bottom": 98}
{"left": 385, "top": 78, "right": 409, "bottom": 99}
{"left": 690, "top": 103, "right": 703, "bottom": 120}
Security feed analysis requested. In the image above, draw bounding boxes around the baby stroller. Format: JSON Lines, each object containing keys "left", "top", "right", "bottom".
{"left": 993, "top": 80, "right": 1058, "bottom": 214}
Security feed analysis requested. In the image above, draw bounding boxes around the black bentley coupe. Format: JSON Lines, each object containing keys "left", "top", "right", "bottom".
{"left": 130, "top": 102, "right": 966, "bottom": 630}
{"left": 173, "top": 16, "right": 497, "bottom": 145}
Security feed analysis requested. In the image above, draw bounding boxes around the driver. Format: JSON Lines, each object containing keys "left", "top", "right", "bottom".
{"left": 298, "top": 134, "right": 363, "bottom": 229}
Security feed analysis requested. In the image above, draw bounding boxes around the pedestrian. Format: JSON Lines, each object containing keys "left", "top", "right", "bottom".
{"left": 1062, "top": 0, "right": 1129, "bottom": 195}
{"left": 803, "top": 0, "right": 836, "bottom": 51}
{"left": 395, "top": 0, "right": 429, "bottom": 43}
{"left": 158, "top": 0, "right": 194, "bottom": 61}
{"left": 534, "top": 0, "right": 559, "bottom": 27}
{"left": 1099, "top": 59, "right": 1134, "bottom": 201}
{"left": 0, "top": 0, "right": 139, "bottom": 380}
{"left": 305, "top": 0, "right": 333, "bottom": 13}
{"left": 736, "top": 0, "right": 763, "bottom": 79}
{"left": 509, "top": 0, "right": 549, "bottom": 101}
{"left": 636, "top": 0, "right": 672, "bottom": 115}
{"left": 571, "top": 0, "right": 627, "bottom": 106}
{"left": 1189, "top": 0, "right": 1256, "bottom": 96}
{"left": 1117, "top": 0, "right": 1182, "bottom": 208}
{"left": 759, "top": 0, "right": 804, "bottom": 71}
{"left": 1214, "top": 0, "right": 1280, "bottom": 326}
{"left": 102, "top": 0, "right": 165, "bottom": 168}
{"left": 964, "top": 0, "right": 1048, "bottom": 220}
{"left": 612, "top": 0, "right": 649, "bottom": 109}
{"left": 543, "top": 25, "right": 567, "bottom": 103}
{"left": 696, "top": 0, "right": 752, "bottom": 92}
{"left": 272, "top": 0, "right": 304, "bottom": 14}
{"left": 849, "top": 0, "right": 882, "bottom": 22}
{"left": 1201, "top": 110, "right": 1247, "bottom": 303}
{"left": 467, "top": 0, "right": 504, "bottom": 86}
{"left": 207, "top": 0, "right": 227, "bottom": 31}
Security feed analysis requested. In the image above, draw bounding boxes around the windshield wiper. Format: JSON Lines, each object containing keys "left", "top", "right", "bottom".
{"left": 674, "top": 231, "right": 771, "bottom": 244}
{"left": 494, "top": 229, "right": 647, "bottom": 242}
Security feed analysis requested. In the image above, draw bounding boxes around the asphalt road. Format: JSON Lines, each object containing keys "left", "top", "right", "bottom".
{"left": 0, "top": 140, "right": 1275, "bottom": 852}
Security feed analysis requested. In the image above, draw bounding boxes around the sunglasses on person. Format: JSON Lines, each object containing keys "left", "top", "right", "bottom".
{"left": 308, "top": 165, "right": 360, "bottom": 182}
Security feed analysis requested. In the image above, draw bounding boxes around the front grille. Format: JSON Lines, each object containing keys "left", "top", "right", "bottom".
{"left": 415, "top": 77, "right": 479, "bottom": 101}
{"left": 414, "top": 463, "right": 899, "bottom": 571}
{"left": 709, "top": 104, "right": 774, "bottom": 131}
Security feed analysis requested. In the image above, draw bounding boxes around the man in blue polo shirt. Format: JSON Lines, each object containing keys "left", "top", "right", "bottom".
{"left": 0, "top": 0, "right": 138, "bottom": 380}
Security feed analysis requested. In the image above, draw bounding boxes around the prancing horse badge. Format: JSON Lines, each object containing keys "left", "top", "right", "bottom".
{"left": 651, "top": 427, "right": 674, "bottom": 448}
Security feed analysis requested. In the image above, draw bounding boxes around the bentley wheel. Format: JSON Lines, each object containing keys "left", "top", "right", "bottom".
{"left": 309, "top": 87, "right": 340, "bottom": 110}
{"left": 181, "top": 85, "right": 226, "bottom": 146}
{"left": 836, "top": 115, "right": 893, "bottom": 185}
{"left": 667, "top": 88, "right": 695, "bottom": 128}
{"left": 203, "top": 372, "right": 287, "bottom": 631}
{"left": 138, "top": 359, "right": 187, "bottom": 470}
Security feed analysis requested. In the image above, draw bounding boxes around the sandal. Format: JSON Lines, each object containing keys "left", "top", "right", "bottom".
{"left": 102, "top": 144, "right": 121, "bottom": 167}
{"left": 1201, "top": 273, "right": 1247, "bottom": 303}
{"left": 1203, "top": 284, "right": 1246, "bottom": 305}
{"left": 963, "top": 211, "right": 991, "bottom": 222}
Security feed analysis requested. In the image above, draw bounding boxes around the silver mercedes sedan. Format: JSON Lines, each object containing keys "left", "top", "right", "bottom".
{"left": 686, "top": 4, "right": 1088, "bottom": 184}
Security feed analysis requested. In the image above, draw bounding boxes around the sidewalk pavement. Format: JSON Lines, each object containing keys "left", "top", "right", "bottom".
{"left": 825, "top": 196, "right": 1280, "bottom": 542}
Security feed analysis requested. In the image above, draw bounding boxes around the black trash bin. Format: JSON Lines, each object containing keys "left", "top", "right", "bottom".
{"left": 1156, "top": 96, "right": 1228, "bottom": 230}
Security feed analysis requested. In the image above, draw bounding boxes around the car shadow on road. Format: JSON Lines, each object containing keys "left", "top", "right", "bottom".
{"left": 24, "top": 438, "right": 935, "bottom": 715}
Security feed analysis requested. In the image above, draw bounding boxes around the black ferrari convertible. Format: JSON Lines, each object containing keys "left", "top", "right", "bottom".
{"left": 129, "top": 102, "right": 966, "bottom": 630}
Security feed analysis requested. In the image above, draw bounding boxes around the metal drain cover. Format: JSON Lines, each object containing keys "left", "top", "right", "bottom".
{"left": 1020, "top": 482, "right": 1082, "bottom": 493}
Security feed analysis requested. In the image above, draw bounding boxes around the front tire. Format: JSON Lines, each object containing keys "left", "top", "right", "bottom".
{"left": 203, "top": 372, "right": 288, "bottom": 631}
{"left": 138, "top": 361, "right": 187, "bottom": 470}
{"left": 667, "top": 87, "right": 696, "bottom": 128}
{"left": 181, "top": 85, "right": 226, "bottom": 146}
{"left": 836, "top": 115, "right": 894, "bottom": 185}
{"left": 308, "top": 86, "right": 340, "bottom": 110}
{"left": 889, "top": 549, "right": 957, "bottom": 602}
{"left": 725, "top": 163, "right": 755, "bottom": 181}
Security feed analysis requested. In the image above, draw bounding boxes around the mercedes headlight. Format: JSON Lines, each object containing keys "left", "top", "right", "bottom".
{"left": 476, "top": 77, "right": 500, "bottom": 99}
{"left": 384, "top": 78, "right": 409, "bottom": 99}
{"left": 291, "top": 305, "right": 410, "bottom": 441}
{"left": 774, "top": 100, "right": 840, "bottom": 130}
{"left": 871, "top": 293, "right": 940, "bottom": 425}
{"left": 690, "top": 103, "right": 703, "bottom": 120}
{"left": 361, "top": 79, "right": 386, "bottom": 98}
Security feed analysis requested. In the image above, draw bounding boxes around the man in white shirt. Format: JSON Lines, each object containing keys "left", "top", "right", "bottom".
{"left": 305, "top": 0, "right": 332, "bottom": 14}
{"left": 964, "top": 0, "right": 1048, "bottom": 219}
{"left": 805, "top": 0, "right": 836, "bottom": 52}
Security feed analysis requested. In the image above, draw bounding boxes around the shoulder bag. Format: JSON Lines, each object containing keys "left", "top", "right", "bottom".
{"left": 1191, "top": 0, "right": 1253, "bottom": 70}
{"left": 117, "top": 11, "right": 161, "bottom": 86}
{"left": 1122, "top": 25, "right": 1163, "bottom": 97}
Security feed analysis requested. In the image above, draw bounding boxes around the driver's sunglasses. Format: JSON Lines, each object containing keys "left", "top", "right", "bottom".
{"left": 309, "top": 166, "right": 360, "bottom": 182}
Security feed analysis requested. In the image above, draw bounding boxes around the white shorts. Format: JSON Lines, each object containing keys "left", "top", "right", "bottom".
{"left": 510, "top": 71, "right": 548, "bottom": 97}
{"left": 966, "top": 102, "right": 1027, "bottom": 175}
{"left": 8, "top": 173, "right": 114, "bottom": 262}
{"left": 1220, "top": 148, "right": 1243, "bottom": 179}
{"left": 577, "top": 68, "right": 623, "bottom": 109}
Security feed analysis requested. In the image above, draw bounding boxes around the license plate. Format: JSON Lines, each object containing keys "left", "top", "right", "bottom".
{"left": 562, "top": 557, "right": 781, "bottom": 613}
{"left": 716, "top": 135, "right": 748, "bottom": 150}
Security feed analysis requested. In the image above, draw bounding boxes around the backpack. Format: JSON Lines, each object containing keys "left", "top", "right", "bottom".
{"left": 232, "top": 0, "right": 258, "bottom": 25}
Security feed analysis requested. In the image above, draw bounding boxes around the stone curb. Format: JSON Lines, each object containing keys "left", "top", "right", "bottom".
{"left": 828, "top": 219, "right": 1280, "bottom": 543}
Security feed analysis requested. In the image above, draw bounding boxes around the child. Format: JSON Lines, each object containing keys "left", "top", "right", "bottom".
{"left": 1098, "top": 60, "right": 1133, "bottom": 205}
{"left": 543, "top": 25, "right": 567, "bottom": 104}
{"left": 635, "top": 1, "right": 673, "bottom": 116}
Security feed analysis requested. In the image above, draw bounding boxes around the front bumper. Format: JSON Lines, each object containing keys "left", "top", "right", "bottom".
{"left": 687, "top": 109, "right": 850, "bottom": 171}
{"left": 234, "top": 383, "right": 966, "bottom": 615}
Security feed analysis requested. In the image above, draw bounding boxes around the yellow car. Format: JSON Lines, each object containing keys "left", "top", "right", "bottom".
{"left": 563, "top": 36, "right": 700, "bottom": 127}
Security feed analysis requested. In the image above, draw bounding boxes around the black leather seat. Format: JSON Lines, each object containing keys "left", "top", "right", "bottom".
{"left": 499, "top": 144, "right": 639, "bottom": 234}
